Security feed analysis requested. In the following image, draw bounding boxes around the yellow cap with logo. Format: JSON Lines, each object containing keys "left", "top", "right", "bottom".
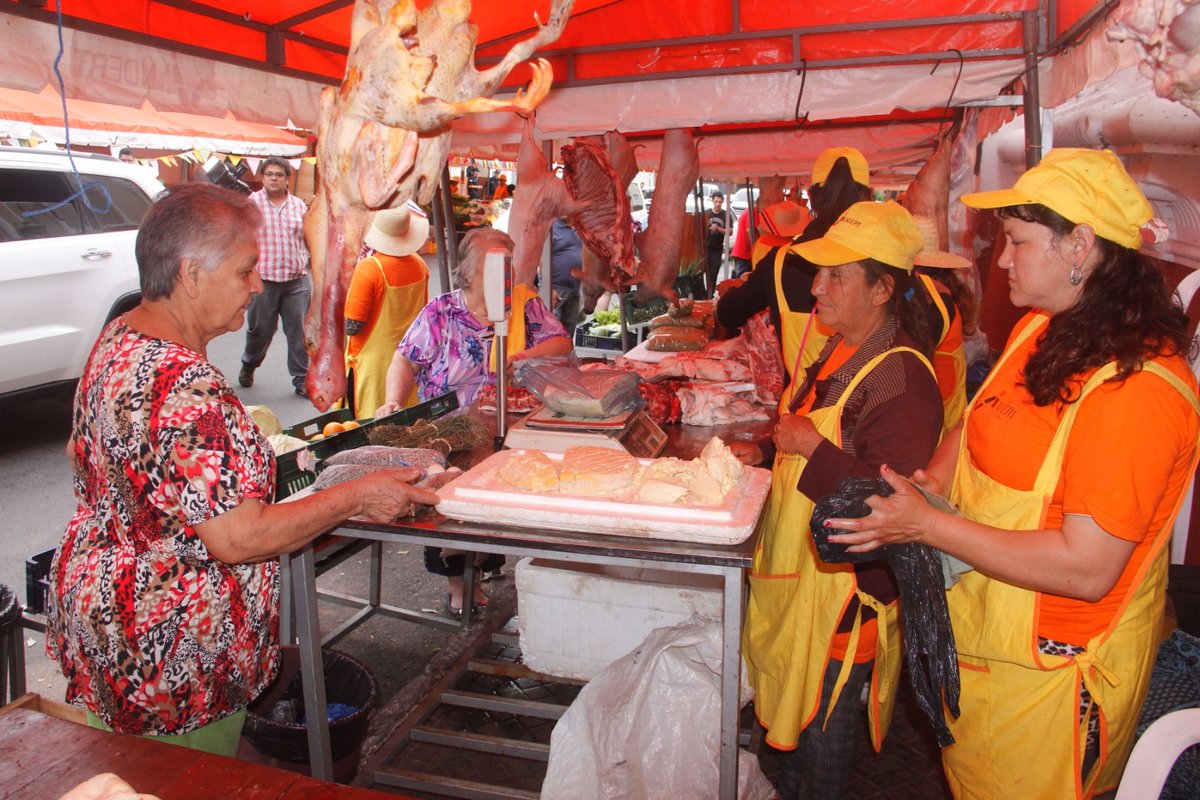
{"left": 792, "top": 201, "right": 923, "bottom": 272}
{"left": 960, "top": 148, "right": 1152, "bottom": 249}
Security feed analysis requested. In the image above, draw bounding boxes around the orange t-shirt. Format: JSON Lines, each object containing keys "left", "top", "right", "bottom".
{"left": 933, "top": 306, "right": 963, "bottom": 410}
{"left": 966, "top": 312, "right": 1198, "bottom": 645}
{"left": 343, "top": 253, "right": 429, "bottom": 358}
{"left": 791, "top": 339, "right": 858, "bottom": 416}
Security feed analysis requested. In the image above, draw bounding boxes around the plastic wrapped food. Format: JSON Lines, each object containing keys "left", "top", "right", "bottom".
{"left": 810, "top": 476, "right": 961, "bottom": 746}
{"left": 646, "top": 326, "right": 708, "bottom": 352}
{"left": 322, "top": 445, "right": 448, "bottom": 470}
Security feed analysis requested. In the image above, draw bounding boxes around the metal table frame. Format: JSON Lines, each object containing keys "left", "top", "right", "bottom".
{"left": 290, "top": 513, "right": 756, "bottom": 799}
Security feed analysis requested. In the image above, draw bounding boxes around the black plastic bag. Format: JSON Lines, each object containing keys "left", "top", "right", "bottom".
{"left": 810, "top": 476, "right": 961, "bottom": 746}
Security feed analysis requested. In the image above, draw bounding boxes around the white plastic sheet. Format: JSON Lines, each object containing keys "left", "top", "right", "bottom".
{"left": 541, "top": 614, "right": 776, "bottom": 800}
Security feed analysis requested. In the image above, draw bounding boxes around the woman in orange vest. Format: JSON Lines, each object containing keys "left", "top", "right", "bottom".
{"left": 343, "top": 202, "right": 431, "bottom": 418}
{"left": 823, "top": 149, "right": 1200, "bottom": 799}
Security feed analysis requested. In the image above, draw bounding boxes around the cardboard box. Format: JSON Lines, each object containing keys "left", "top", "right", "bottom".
{"left": 515, "top": 557, "right": 722, "bottom": 681}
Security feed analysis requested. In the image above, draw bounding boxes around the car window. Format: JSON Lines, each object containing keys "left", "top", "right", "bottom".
{"left": 627, "top": 184, "right": 644, "bottom": 212}
{"left": 83, "top": 175, "right": 154, "bottom": 233}
{"left": 0, "top": 169, "right": 85, "bottom": 242}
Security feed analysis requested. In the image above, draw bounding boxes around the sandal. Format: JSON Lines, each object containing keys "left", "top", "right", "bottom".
{"left": 444, "top": 593, "right": 483, "bottom": 621}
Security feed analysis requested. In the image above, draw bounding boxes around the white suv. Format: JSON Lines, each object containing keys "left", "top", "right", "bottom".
{"left": 0, "top": 148, "right": 164, "bottom": 400}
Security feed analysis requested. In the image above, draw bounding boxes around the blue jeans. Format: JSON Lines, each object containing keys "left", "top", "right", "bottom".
{"left": 242, "top": 276, "right": 311, "bottom": 388}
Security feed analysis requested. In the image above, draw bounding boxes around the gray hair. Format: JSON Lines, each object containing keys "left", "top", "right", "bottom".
{"left": 136, "top": 183, "right": 262, "bottom": 301}
{"left": 454, "top": 228, "right": 514, "bottom": 290}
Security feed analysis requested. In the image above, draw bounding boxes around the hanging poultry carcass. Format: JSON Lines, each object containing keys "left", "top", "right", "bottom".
{"left": 304, "top": 0, "right": 574, "bottom": 410}
{"left": 509, "top": 117, "right": 590, "bottom": 288}
{"left": 1109, "top": 0, "right": 1200, "bottom": 116}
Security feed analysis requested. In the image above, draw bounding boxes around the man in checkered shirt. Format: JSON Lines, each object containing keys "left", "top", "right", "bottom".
{"left": 239, "top": 157, "right": 312, "bottom": 397}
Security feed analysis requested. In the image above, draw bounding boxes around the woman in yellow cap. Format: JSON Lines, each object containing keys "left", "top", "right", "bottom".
{"left": 823, "top": 148, "right": 1200, "bottom": 798}
{"left": 743, "top": 200, "right": 944, "bottom": 799}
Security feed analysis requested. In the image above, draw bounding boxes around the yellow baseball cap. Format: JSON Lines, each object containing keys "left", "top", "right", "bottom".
{"left": 960, "top": 148, "right": 1152, "bottom": 249}
{"left": 793, "top": 201, "right": 923, "bottom": 271}
{"left": 811, "top": 146, "right": 870, "bottom": 187}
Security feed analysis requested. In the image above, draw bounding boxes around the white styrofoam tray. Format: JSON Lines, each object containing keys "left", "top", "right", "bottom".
{"left": 436, "top": 448, "right": 771, "bottom": 545}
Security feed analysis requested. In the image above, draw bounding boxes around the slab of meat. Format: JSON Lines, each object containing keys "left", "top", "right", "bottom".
{"left": 742, "top": 311, "right": 785, "bottom": 406}
{"left": 1109, "top": 0, "right": 1200, "bottom": 115}
{"left": 508, "top": 116, "right": 590, "bottom": 288}
{"left": 563, "top": 138, "right": 636, "bottom": 287}
{"left": 899, "top": 132, "right": 952, "bottom": 250}
{"left": 303, "top": 0, "right": 574, "bottom": 410}
{"left": 630, "top": 128, "right": 700, "bottom": 304}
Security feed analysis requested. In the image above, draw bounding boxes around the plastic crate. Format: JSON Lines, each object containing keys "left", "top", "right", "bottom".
{"left": 25, "top": 547, "right": 54, "bottom": 615}
{"left": 367, "top": 391, "right": 459, "bottom": 431}
{"left": 573, "top": 319, "right": 649, "bottom": 353}
{"left": 284, "top": 408, "right": 370, "bottom": 460}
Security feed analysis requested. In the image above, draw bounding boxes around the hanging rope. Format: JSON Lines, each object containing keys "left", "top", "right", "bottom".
{"left": 24, "top": 1, "right": 112, "bottom": 219}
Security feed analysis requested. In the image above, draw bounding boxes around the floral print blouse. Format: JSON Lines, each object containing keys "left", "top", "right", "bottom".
{"left": 398, "top": 288, "right": 567, "bottom": 407}
{"left": 47, "top": 318, "right": 279, "bottom": 735}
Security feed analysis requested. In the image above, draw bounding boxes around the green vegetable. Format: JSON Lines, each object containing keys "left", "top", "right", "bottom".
{"left": 592, "top": 309, "right": 621, "bottom": 326}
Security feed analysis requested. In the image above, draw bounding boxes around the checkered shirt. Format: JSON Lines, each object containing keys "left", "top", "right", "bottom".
{"left": 249, "top": 189, "right": 309, "bottom": 282}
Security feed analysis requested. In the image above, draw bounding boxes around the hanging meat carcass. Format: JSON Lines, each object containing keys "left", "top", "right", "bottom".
{"left": 630, "top": 128, "right": 701, "bottom": 303}
{"left": 1109, "top": 0, "right": 1200, "bottom": 116}
{"left": 304, "top": 0, "right": 574, "bottom": 410}
{"left": 509, "top": 117, "right": 590, "bottom": 288}
{"left": 562, "top": 138, "right": 637, "bottom": 291}
{"left": 899, "top": 132, "right": 953, "bottom": 249}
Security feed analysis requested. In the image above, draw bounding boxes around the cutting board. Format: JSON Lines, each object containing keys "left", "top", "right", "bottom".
{"left": 436, "top": 449, "right": 771, "bottom": 545}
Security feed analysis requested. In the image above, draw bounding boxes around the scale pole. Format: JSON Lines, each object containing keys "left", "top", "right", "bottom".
{"left": 494, "top": 329, "right": 509, "bottom": 450}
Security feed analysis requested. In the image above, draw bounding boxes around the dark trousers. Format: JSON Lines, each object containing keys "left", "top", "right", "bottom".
{"left": 775, "top": 658, "right": 873, "bottom": 800}
{"left": 706, "top": 248, "right": 725, "bottom": 296}
{"left": 242, "top": 276, "right": 311, "bottom": 389}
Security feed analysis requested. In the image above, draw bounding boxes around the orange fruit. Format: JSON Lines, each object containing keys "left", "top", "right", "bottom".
{"left": 310, "top": 433, "right": 325, "bottom": 441}
{"left": 343, "top": 420, "right": 361, "bottom": 430}
{"left": 322, "top": 421, "right": 346, "bottom": 437}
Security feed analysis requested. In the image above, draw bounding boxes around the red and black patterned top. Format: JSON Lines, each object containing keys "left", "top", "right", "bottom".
{"left": 47, "top": 318, "right": 280, "bottom": 735}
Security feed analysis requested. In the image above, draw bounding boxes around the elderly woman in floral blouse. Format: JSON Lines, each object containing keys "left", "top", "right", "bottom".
{"left": 47, "top": 183, "right": 438, "bottom": 756}
{"left": 375, "top": 227, "right": 571, "bottom": 616}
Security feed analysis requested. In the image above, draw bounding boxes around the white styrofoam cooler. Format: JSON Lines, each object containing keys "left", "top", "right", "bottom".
{"left": 515, "top": 557, "right": 723, "bottom": 681}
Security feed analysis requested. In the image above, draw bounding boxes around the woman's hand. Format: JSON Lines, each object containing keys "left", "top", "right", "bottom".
{"left": 774, "top": 412, "right": 824, "bottom": 457}
{"left": 354, "top": 468, "right": 441, "bottom": 523}
{"left": 822, "top": 464, "right": 938, "bottom": 554}
{"left": 375, "top": 401, "right": 401, "bottom": 418}
{"left": 909, "top": 467, "right": 946, "bottom": 498}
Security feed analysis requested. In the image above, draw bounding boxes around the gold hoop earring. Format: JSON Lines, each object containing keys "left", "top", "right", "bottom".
{"left": 1069, "top": 265, "right": 1084, "bottom": 286}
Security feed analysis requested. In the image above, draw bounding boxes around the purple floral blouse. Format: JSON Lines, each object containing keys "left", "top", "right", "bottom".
{"left": 398, "top": 288, "right": 567, "bottom": 407}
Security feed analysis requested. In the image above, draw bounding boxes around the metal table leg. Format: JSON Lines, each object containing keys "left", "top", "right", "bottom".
{"left": 291, "top": 542, "right": 334, "bottom": 782}
{"left": 719, "top": 564, "right": 744, "bottom": 800}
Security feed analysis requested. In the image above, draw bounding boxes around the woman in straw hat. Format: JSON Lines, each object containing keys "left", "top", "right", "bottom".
{"left": 912, "top": 214, "right": 976, "bottom": 433}
{"left": 716, "top": 147, "right": 873, "bottom": 410}
{"left": 343, "top": 201, "right": 431, "bottom": 418}
{"left": 743, "top": 201, "right": 943, "bottom": 799}
{"left": 823, "top": 148, "right": 1200, "bottom": 798}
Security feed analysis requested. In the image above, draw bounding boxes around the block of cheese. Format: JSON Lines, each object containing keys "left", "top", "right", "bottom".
{"left": 558, "top": 446, "right": 640, "bottom": 495}
{"left": 497, "top": 449, "right": 560, "bottom": 492}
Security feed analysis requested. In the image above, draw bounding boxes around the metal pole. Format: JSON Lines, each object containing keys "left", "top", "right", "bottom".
{"left": 1021, "top": 9, "right": 1043, "bottom": 168}
{"left": 744, "top": 178, "right": 758, "bottom": 243}
{"left": 540, "top": 140, "right": 554, "bottom": 306}
{"left": 429, "top": 186, "right": 451, "bottom": 292}
{"left": 439, "top": 167, "right": 460, "bottom": 289}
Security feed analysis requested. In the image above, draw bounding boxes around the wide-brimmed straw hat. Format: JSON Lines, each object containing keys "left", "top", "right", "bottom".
{"left": 761, "top": 201, "right": 812, "bottom": 238}
{"left": 364, "top": 201, "right": 430, "bottom": 257}
{"left": 960, "top": 148, "right": 1152, "bottom": 249}
{"left": 811, "top": 146, "right": 870, "bottom": 187}
{"left": 793, "top": 200, "right": 923, "bottom": 271}
{"left": 912, "top": 215, "right": 971, "bottom": 269}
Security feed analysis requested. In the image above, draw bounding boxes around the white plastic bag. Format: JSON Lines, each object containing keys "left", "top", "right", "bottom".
{"left": 541, "top": 614, "right": 776, "bottom": 800}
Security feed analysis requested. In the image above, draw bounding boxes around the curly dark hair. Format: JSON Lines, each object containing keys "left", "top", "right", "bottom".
{"left": 860, "top": 259, "right": 938, "bottom": 358}
{"left": 1000, "top": 204, "right": 1193, "bottom": 406}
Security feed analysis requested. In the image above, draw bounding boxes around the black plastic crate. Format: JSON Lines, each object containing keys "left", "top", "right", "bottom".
{"left": 25, "top": 547, "right": 54, "bottom": 615}
{"left": 284, "top": 408, "right": 370, "bottom": 460}
{"left": 573, "top": 320, "right": 649, "bottom": 352}
{"left": 365, "top": 391, "right": 459, "bottom": 432}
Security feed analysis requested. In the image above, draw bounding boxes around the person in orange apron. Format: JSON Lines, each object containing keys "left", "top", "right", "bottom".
{"left": 743, "top": 201, "right": 945, "bottom": 799}
{"left": 374, "top": 228, "right": 572, "bottom": 617}
{"left": 343, "top": 202, "right": 431, "bottom": 418}
{"left": 822, "top": 149, "right": 1200, "bottom": 799}
{"left": 715, "top": 147, "right": 871, "bottom": 376}
{"left": 910, "top": 214, "right": 974, "bottom": 433}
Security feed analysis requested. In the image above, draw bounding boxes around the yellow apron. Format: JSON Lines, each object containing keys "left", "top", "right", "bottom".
{"left": 487, "top": 282, "right": 531, "bottom": 374}
{"left": 943, "top": 314, "right": 1200, "bottom": 799}
{"left": 918, "top": 272, "right": 967, "bottom": 433}
{"left": 774, "top": 246, "right": 830, "bottom": 413}
{"left": 745, "top": 346, "right": 932, "bottom": 751}
{"left": 345, "top": 256, "right": 428, "bottom": 417}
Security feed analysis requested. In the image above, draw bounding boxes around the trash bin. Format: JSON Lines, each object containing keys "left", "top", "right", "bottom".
{"left": 243, "top": 644, "right": 378, "bottom": 784}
